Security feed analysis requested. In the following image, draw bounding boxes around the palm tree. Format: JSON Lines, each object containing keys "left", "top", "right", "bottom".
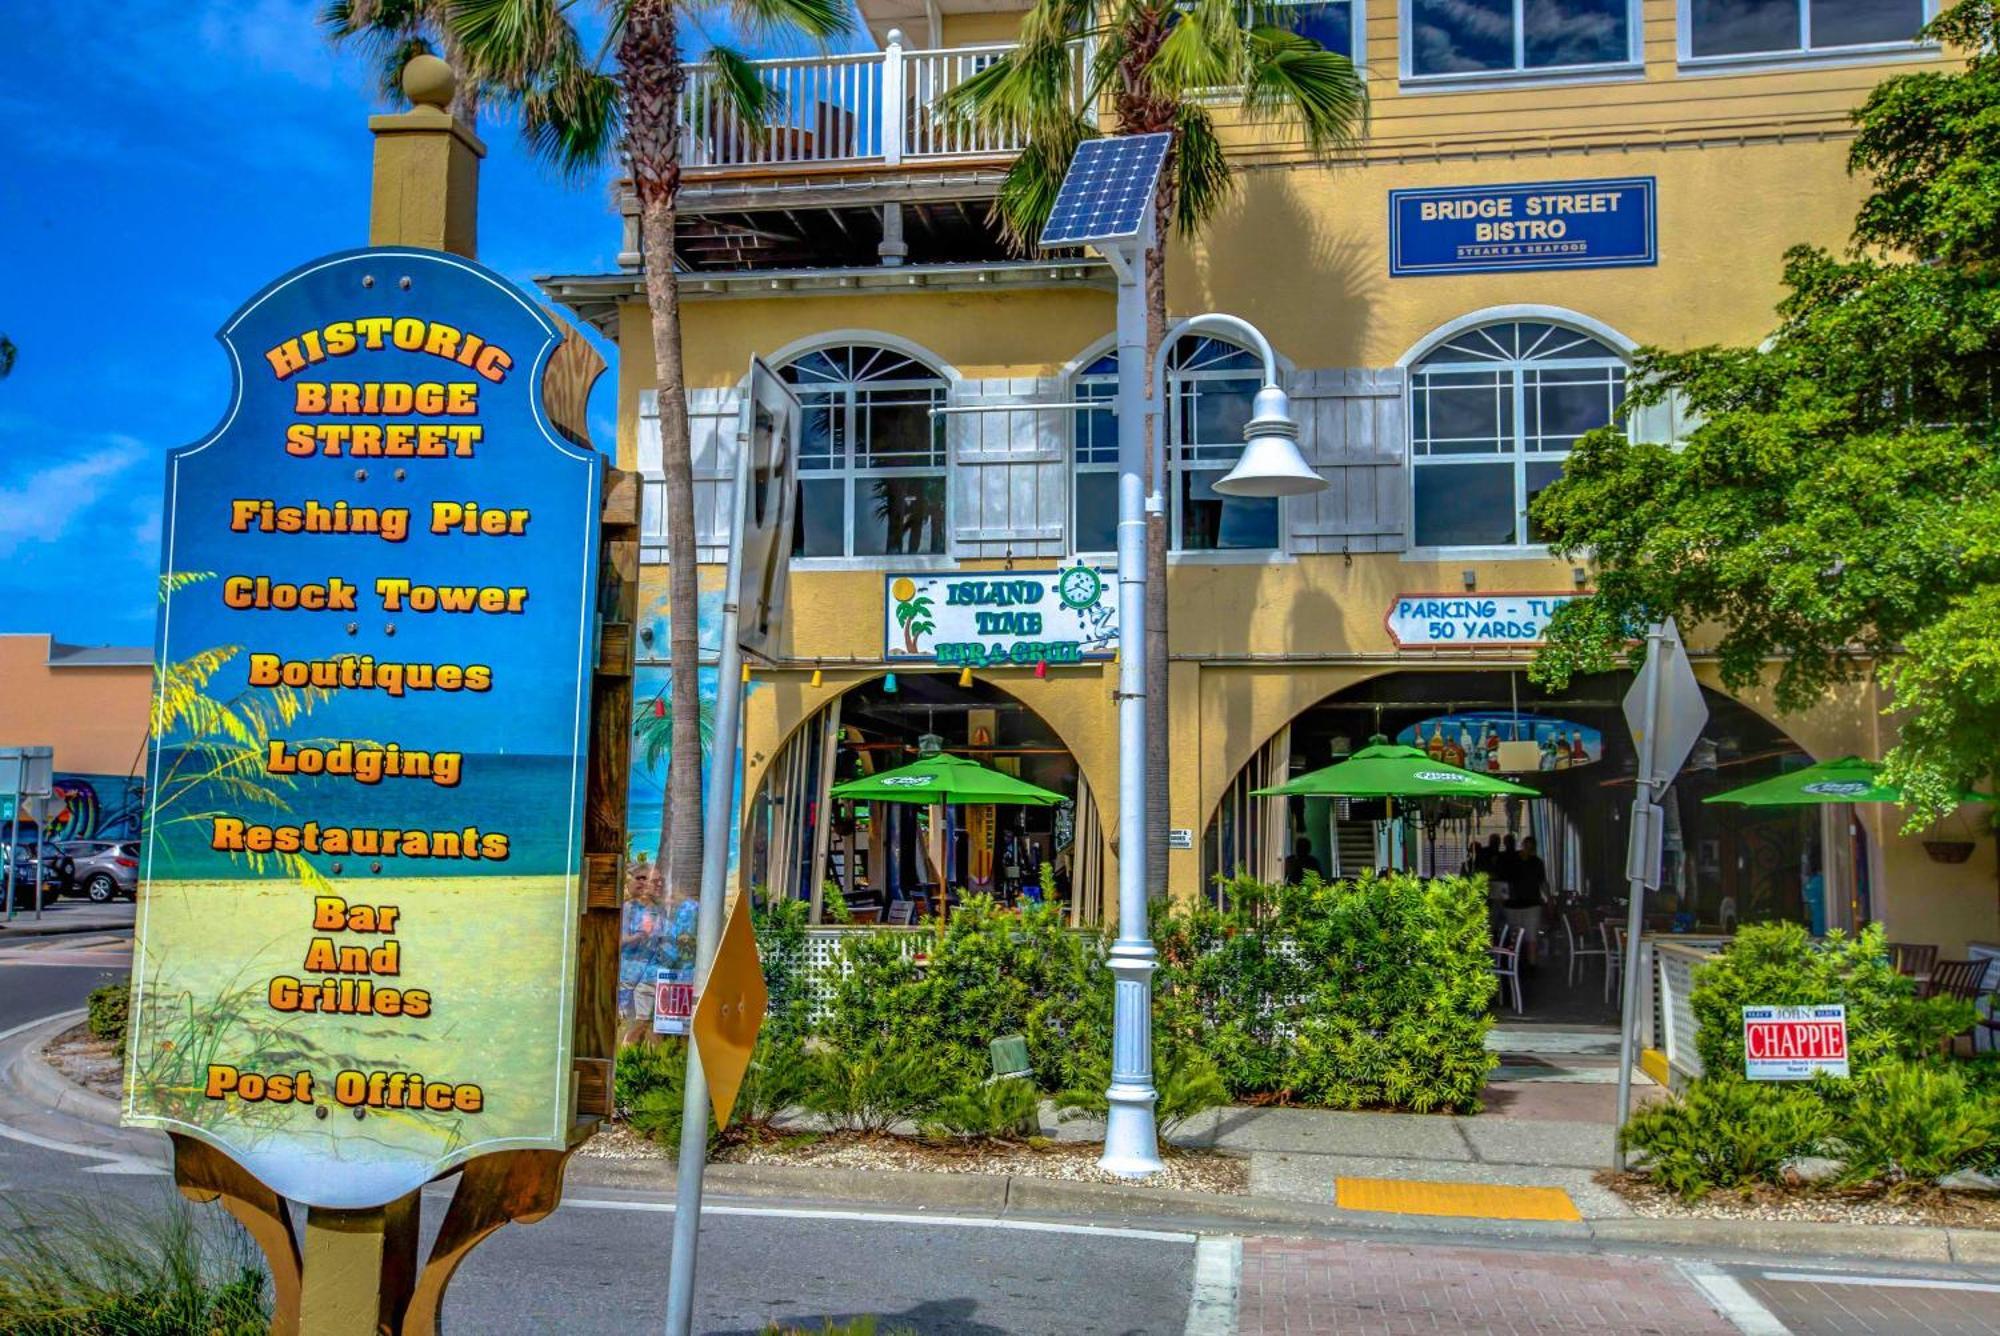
{"left": 0, "top": 334, "right": 14, "bottom": 380}
{"left": 949, "top": 0, "right": 1363, "bottom": 893}
{"left": 321, "top": 0, "right": 488, "bottom": 126}
{"left": 454, "top": 0, "right": 849, "bottom": 904}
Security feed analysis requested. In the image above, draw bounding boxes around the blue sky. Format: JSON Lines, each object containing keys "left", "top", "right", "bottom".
{"left": 0, "top": 1, "right": 849, "bottom": 648}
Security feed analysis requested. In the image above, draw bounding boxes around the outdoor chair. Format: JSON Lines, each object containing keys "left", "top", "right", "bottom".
{"left": 886, "top": 900, "right": 915, "bottom": 926}
{"left": 1491, "top": 925, "right": 1525, "bottom": 1016}
{"left": 1602, "top": 921, "right": 1625, "bottom": 1006}
{"left": 1927, "top": 959, "right": 1992, "bottom": 1055}
{"left": 1563, "top": 909, "right": 1608, "bottom": 989}
{"left": 1926, "top": 958, "right": 1988, "bottom": 1002}
{"left": 1890, "top": 942, "right": 1939, "bottom": 982}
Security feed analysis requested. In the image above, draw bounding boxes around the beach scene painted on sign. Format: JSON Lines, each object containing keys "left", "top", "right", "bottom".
{"left": 618, "top": 579, "right": 759, "bottom": 1030}
{"left": 125, "top": 249, "right": 601, "bottom": 1210}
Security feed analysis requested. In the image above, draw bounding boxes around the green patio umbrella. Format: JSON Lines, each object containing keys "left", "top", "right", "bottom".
{"left": 831, "top": 751, "right": 1064, "bottom": 805}
{"left": 1703, "top": 756, "right": 1991, "bottom": 807}
{"left": 1251, "top": 737, "right": 1540, "bottom": 800}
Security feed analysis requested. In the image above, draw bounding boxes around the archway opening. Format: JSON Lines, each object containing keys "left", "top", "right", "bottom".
{"left": 750, "top": 672, "right": 1106, "bottom": 925}
{"left": 1207, "top": 668, "right": 1840, "bottom": 1024}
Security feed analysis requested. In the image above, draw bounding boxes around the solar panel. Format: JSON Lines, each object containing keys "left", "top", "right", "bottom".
{"left": 1039, "top": 133, "right": 1172, "bottom": 248}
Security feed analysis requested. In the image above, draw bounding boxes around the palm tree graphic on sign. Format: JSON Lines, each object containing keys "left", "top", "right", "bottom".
{"left": 891, "top": 578, "right": 935, "bottom": 654}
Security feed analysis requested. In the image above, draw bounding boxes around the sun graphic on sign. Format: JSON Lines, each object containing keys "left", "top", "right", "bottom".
{"left": 891, "top": 578, "right": 934, "bottom": 654}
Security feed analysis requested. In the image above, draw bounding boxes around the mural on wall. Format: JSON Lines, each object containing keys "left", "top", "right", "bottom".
{"left": 619, "top": 579, "right": 759, "bottom": 1029}
{"left": 1396, "top": 713, "right": 1603, "bottom": 773}
{"left": 50, "top": 774, "right": 145, "bottom": 841}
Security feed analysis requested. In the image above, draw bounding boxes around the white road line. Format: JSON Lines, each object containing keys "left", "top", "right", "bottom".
{"left": 1183, "top": 1235, "right": 1241, "bottom": 1336}
{"left": 563, "top": 1195, "right": 1198, "bottom": 1243}
{"left": 1762, "top": 1272, "right": 2000, "bottom": 1294}
{"left": 0, "top": 1008, "right": 83, "bottom": 1045}
{"left": 1680, "top": 1262, "right": 1790, "bottom": 1335}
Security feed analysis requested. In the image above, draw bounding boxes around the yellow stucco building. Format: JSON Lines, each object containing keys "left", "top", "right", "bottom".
{"left": 546, "top": 0, "right": 1999, "bottom": 975}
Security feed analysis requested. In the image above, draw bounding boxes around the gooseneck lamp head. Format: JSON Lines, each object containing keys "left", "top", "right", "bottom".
{"left": 1212, "top": 384, "right": 1324, "bottom": 498}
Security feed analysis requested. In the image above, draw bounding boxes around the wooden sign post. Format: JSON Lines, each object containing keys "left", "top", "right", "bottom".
{"left": 135, "top": 57, "right": 628, "bottom": 1334}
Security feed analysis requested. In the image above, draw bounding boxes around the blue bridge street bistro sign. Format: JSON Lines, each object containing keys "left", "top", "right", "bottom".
{"left": 1389, "top": 177, "right": 1657, "bottom": 277}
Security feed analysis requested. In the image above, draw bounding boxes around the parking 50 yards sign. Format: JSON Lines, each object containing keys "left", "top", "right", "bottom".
{"left": 126, "top": 249, "right": 601, "bottom": 1209}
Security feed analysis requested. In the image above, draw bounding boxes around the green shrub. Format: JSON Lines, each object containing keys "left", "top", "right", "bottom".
{"left": 1620, "top": 1079, "right": 1835, "bottom": 1200}
{"left": 821, "top": 896, "right": 1107, "bottom": 1092}
{"left": 1835, "top": 1061, "right": 2000, "bottom": 1188}
{"left": 615, "top": 1038, "right": 688, "bottom": 1145}
{"left": 1690, "top": 923, "right": 1971, "bottom": 1083}
{"left": 1153, "top": 881, "right": 1299, "bottom": 1095}
{"left": 732, "top": 1034, "right": 813, "bottom": 1137}
{"left": 803, "top": 1037, "right": 947, "bottom": 1134}
{"left": 920, "top": 1076, "right": 1042, "bottom": 1141}
{"left": 0, "top": 1197, "right": 269, "bottom": 1334}
{"left": 1276, "top": 873, "right": 1497, "bottom": 1113}
{"left": 1054, "top": 1046, "right": 1229, "bottom": 1139}
{"left": 752, "top": 894, "right": 816, "bottom": 1046}
{"left": 85, "top": 983, "right": 129, "bottom": 1046}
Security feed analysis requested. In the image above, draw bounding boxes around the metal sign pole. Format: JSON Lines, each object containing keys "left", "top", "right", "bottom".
{"left": 4, "top": 755, "right": 20, "bottom": 922}
{"left": 31, "top": 797, "right": 44, "bottom": 921}
{"left": 663, "top": 372, "right": 764, "bottom": 1336}
{"left": 1612, "top": 622, "right": 1667, "bottom": 1170}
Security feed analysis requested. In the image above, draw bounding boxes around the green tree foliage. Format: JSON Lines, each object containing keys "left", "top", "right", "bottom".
{"left": 0, "top": 333, "right": 15, "bottom": 380}
{"left": 1528, "top": 1, "right": 2000, "bottom": 821}
{"left": 1687, "top": 922, "right": 1970, "bottom": 1082}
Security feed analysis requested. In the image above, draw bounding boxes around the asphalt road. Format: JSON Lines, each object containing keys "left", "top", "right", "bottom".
{"left": 5, "top": 924, "right": 2000, "bottom": 1334}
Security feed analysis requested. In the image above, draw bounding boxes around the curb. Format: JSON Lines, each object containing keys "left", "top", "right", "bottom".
{"left": 9, "top": 1034, "right": 1997, "bottom": 1272}
{"left": 14, "top": 1010, "right": 126, "bottom": 1127}
{"left": 565, "top": 1153, "right": 2000, "bottom": 1268}
{"left": 0, "top": 916, "right": 133, "bottom": 940}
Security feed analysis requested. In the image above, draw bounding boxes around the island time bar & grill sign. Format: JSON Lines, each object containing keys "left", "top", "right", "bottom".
{"left": 125, "top": 249, "right": 601, "bottom": 1210}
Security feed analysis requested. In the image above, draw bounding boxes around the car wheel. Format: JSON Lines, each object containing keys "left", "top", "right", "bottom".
{"left": 86, "top": 874, "right": 118, "bottom": 904}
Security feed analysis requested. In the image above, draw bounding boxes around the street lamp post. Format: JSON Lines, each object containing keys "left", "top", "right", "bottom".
{"left": 1099, "top": 310, "right": 1324, "bottom": 1177}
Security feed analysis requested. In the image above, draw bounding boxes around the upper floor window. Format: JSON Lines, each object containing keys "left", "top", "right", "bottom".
{"left": 1269, "top": 0, "right": 1358, "bottom": 58}
{"left": 1409, "top": 320, "right": 1626, "bottom": 549}
{"left": 781, "top": 345, "right": 948, "bottom": 559}
{"left": 1073, "top": 337, "right": 1280, "bottom": 554}
{"left": 1405, "top": 0, "right": 1636, "bottom": 78}
{"left": 1685, "top": 0, "right": 1931, "bottom": 60}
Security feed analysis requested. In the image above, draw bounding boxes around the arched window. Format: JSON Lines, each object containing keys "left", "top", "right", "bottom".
{"left": 781, "top": 345, "right": 949, "bottom": 558}
{"left": 1409, "top": 320, "right": 1627, "bottom": 549}
{"left": 1070, "top": 336, "right": 1278, "bottom": 553}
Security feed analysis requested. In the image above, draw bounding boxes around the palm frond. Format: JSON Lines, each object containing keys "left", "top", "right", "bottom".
{"left": 452, "top": 0, "right": 573, "bottom": 86}
{"left": 707, "top": 43, "right": 783, "bottom": 129}
{"left": 725, "top": 0, "right": 852, "bottom": 43}
{"left": 990, "top": 129, "right": 1091, "bottom": 250}
{"left": 1145, "top": 0, "right": 1242, "bottom": 95}
{"left": 1242, "top": 26, "right": 1366, "bottom": 156}
{"left": 520, "top": 53, "right": 625, "bottom": 178}
{"left": 1171, "top": 105, "right": 1231, "bottom": 236}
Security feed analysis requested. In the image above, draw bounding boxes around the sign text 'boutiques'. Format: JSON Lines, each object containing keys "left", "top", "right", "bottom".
{"left": 885, "top": 567, "right": 1116, "bottom": 667}
{"left": 1386, "top": 593, "right": 1584, "bottom": 648}
{"left": 126, "top": 249, "right": 602, "bottom": 1210}
{"left": 1389, "top": 178, "right": 1656, "bottom": 277}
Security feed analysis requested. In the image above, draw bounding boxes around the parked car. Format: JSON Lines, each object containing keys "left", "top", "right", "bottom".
{"left": 54, "top": 839, "right": 138, "bottom": 903}
{"left": 0, "top": 842, "right": 70, "bottom": 907}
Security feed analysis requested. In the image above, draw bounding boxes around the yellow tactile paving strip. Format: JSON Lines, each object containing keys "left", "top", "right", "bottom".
{"left": 1336, "top": 1177, "right": 1582, "bottom": 1222}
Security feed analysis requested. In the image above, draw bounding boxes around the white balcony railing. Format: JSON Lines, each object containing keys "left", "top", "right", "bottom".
{"left": 680, "top": 33, "right": 1086, "bottom": 171}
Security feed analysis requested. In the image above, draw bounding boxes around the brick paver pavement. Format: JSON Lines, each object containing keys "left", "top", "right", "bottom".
{"left": 1236, "top": 1237, "right": 1735, "bottom": 1334}
{"left": 1740, "top": 1273, "right": 2000, "bottom": 1335}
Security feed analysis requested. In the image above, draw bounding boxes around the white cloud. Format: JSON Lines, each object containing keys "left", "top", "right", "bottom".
{"left": 0, "top": 437, "right": 152, "bottom": 558}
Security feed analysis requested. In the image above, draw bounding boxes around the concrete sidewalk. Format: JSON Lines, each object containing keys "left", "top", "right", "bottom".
{"left": 0, "top": 899, "right": 135, "bottom": 939}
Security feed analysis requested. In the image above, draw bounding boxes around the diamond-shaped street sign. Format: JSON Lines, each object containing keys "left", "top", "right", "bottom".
{"left": 691, "top": 891, "right": 769, "bottom": 1129}
{"left": 1622, "top": 617, "right": 1708, "bottom": 790}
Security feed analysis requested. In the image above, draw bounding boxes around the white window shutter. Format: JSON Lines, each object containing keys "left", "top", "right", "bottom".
{"left": 948, "top": 377, "right": 1067, "bottom": 559}
{"left": 1286, "top": 368, "right": 1408, "bottom": 555}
